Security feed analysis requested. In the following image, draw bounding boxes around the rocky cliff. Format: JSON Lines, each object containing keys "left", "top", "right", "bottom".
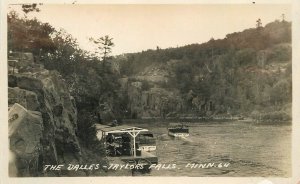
{"left": 121, "top": 62, "right": 186, "bottom": 119}
{"left": 8, "top": 52, "right": 82, "bottom": 176}
{"left": 118, "top": 21, "right": 292, "bottom": 121}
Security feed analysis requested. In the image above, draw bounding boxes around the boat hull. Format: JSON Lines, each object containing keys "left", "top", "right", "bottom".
{"left": 139, "top": 145, "right": 157, "bottom": 152}
{"left": 168, "top": 131, "right": 189, "bottom": 137}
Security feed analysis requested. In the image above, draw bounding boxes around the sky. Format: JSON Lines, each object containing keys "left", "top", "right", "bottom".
{"left": 9, "top": 4, "right": 291, "bottom": 55}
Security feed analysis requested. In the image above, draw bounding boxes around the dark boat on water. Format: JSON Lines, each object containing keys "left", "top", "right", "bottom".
{"left": 167, "top": 123, "right": 189, "bottom": 137}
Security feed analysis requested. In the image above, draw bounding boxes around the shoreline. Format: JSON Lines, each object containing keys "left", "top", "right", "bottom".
{"left": 121, "top": 118, "right": 292, "bottom": 125}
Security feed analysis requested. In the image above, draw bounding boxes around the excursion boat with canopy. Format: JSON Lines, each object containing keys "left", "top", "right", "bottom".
{"left": 95, "top": 124, "right": 158, "bottom": 168}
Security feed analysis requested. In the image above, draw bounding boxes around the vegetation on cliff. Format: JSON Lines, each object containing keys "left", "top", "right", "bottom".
{"left": 7, "top": 8, "right": 119, "bottom": 175}
{"left": 116, "top": 20, "right": 291, "bottom": 121}
{"left": 8, "top": 7, "right": 292, "bottom": 124}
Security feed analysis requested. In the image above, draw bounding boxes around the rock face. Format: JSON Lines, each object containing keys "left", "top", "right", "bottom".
{"left": 122, "top": 62, "right": 215, "bottom": 119}
{"left": 9, "top": 103, "right": 43, "bottom": 176}
{"left": 122, "top": 64, "right": 181, "bottom": 119}
{"left": 8, "top": 52, "right": 81, "bottom": 176}
{"left": 126, "top": 81, "right": 184, "bottom": 119}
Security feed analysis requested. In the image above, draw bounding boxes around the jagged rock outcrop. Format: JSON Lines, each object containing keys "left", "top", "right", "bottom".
{"left": 8, "top": 52, "right": 82, "bottom": 176}
{"left": 127, "top": 81, "right": 183, "bottom": 119}
{"left": 122, "top": 62, "right": 216, "bottom": 119}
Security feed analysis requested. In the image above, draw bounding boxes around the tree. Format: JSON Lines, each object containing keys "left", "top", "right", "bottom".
{"left": 21, "top": 4, "right": 41, "bottom": 14}
{"left": 7, "top": 10, "right": 56, "bottom": 57}
{"left": 281, "top": 14, "right": 285, "bottom": 22}
{"left": 89, "top": 35, "right": 115, "bottom": 63}
{"left": 43, "top": 28, "right": 83, "bottom": 75}
{"left": 256, "top": 18, "right": 262, "bottom": 28}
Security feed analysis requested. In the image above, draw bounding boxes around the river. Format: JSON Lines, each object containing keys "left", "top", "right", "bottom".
{"left": 126, "top": 121, "right": 291, "bottom": 177}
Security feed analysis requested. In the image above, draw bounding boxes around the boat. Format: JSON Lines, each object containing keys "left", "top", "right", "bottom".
{"left": 95, "top": 124, "right": 158, "bottom": 167}
{"left": 167, "top": 123, "right": 189, "bottom": 137}
{"left": 136, "top": 131, "right": 156, "bottom": 152}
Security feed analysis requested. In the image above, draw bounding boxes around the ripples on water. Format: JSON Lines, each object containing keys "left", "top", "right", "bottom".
{"left": 129, "top": 121, "right": 291, "bottom": 177}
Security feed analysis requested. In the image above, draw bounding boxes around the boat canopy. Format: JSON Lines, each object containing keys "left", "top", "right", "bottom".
{"left": 96, "top": 125, "right": 149, "bottom": 134}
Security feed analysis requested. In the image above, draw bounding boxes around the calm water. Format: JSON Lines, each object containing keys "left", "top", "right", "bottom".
{"left": 127, "top": 121, "right": 291, "bottom": 177}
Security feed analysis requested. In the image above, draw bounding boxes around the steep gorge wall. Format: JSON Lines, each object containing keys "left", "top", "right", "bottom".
{"left": 121, "top": 79, "right": 184, "bottom": 119}
{"left": 8, "top": 53, "right": 82, "bottom": 176}
{"left": 119, "top": 62, "right": 213, "bottom": 119}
